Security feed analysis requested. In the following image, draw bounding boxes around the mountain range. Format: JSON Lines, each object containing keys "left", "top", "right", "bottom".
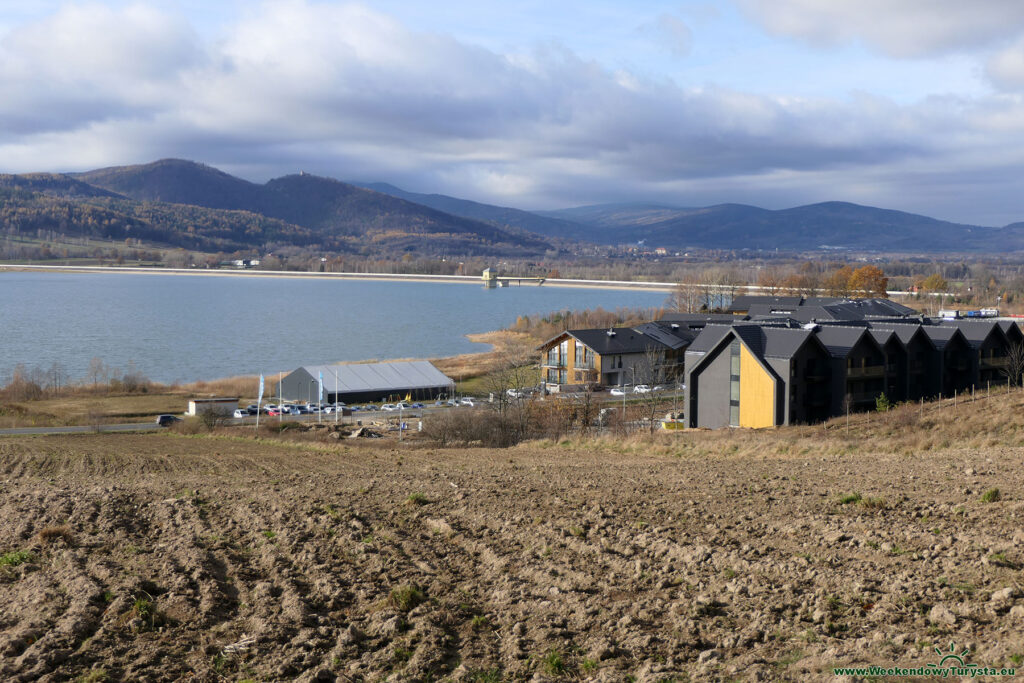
{"left": 1, "top": 158, "right": 1022, "bottom": 256}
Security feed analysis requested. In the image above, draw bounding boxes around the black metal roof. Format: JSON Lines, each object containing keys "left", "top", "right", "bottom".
{"left": 728, "top": 295, "right": 803, "bottom": 313}
{"left": 566, "top": 328, "right": 670, "bottom": 355}
{"left": 815, "top": 326, "right": 875, "bottom": 358}
{"left": 999, "top": 321, "right": 1024, "bottom": 344}
{"left": 920, "top": 325, "right": 966, "bottom": 351}
{"left": 937, "top": 320, "right": 1006, "bottom": 348}
{"left": 633, "top": 322, "right": 698, "bottom": 350}
{"left": 761, "top": 327, "right": 819, "bottom": 359}
{"left": 685, "top": 324, "right": 734, "bottom": 355}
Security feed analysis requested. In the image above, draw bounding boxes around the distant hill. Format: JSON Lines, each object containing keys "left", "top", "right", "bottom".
{"left": 4, "top": 158, "right": 1024, "bottom": 255}
{"left": 540, "top": 200, "right": 1024, "bottom": 252}
{"left": 73, "top": 159, "right": 551, "bottom": 256}
{"left": 0, "top": 173, "right": 124, "bottom": 199}
{"left": 354, "top": 181, "right": 594, "bottom": 241}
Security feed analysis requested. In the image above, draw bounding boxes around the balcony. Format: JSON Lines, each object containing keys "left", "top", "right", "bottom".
{"left": 542, "top": 358, "right": 566, "bottom": 368}
{"left": 846, "top": 366, "right": 884, "bottom": 379}
{"left": 982, "top": 357, "right": 1009, "bottom": 370}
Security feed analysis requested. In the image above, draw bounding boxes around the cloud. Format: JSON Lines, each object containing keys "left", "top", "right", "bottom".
{"left": 640, "top": 13, "right": 694, "bottom": 57}
{"left": 735, "top": 0, "right": 1024, "bottom": 58}
{"left": 1, "top": 1, "right": 1024, "bottom": 224}
{"left": 987, "top": 40, "right": 1024, "bottom": 90}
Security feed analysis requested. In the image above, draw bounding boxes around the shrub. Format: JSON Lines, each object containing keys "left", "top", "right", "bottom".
{"left": 875, "top": 393, "right": 892, "bottom": 412}
{"left": 422, "top": 410, "right": 525, "bottom": 448}
{"left": 981, "top": 488, "right": 1002, "bottom": 503}
{"left": 389, "top": 584, "right": 426, "bottom": 611}
{"left": 837, "top": 492, "right": 862, "bottom": 505}
{"left": 0, "top": 549, "right": 33, "bottom": 566}
{"left": 542, "top": 649, "right": 566, "bottom": 676}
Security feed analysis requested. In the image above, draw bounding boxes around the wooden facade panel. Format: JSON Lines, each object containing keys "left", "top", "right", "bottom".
{"left": 739, "top": 345, "right": 775, "bottom": 428}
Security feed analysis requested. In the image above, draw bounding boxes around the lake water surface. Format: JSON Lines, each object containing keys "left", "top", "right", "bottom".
{"left": 0, "top": 271, "right": 667, "bottom": 384}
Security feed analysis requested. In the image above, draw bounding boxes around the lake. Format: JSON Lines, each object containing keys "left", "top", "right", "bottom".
{"left": 0, "top": 271, "right": 668, "bottom": 384}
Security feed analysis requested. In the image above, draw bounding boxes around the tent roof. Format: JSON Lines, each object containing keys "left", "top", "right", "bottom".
{"left": 296, "top": 360, "right": 452, "bottom": 393}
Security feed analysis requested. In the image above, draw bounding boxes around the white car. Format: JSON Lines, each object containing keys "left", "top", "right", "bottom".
{"left": 381, "top": 403, "right": 397, "bottom": 411}
{"left": 610, "top": 387, "right": 626, "bottom": 396}
{"left": 459, "top": 397, "right": 475, "bottom": 407}
{"left": 633, "top": 384, "right": 651, "bottom": 394}
{"left": 233, "top": 409, "right": 248, "bottom": 418}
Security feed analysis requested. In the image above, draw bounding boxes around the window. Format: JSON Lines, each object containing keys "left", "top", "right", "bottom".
{"left": 729, "top": 340, "right": 741, "bottom": 427}
{"left": 575, "top": 342, "right": 594, "bottom": 369}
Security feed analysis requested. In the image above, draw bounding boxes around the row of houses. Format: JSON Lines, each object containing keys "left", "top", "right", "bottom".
{"left": 537, "top": 296, "right": 1023, "bottom": 429}
{"left": 684, "top": 318, "right": 1021, "bottom": 429}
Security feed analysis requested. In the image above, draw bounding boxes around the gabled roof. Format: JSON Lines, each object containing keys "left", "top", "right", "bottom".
{"left": 999, "top": 321, "right": 1024, "bottom": 344}
{"left": 938, "top": 320, "right": 1006, "bottom": 348}
{"left": 685, "top": 325, "right": 781, "bottom": 383}
{"left": 868, "top": 328, "right": 900, "bottom": 348}
{"left": 815, "top": 326, "right": 878, "bottom": 358}
{"left": 296, "top": 361, "right": 452, "bottom": 393}
{"left": 761, "top": 327, "right": 822, "bottom": 359}
{"left": 920, "top": 325, "right": 966, "bottom": 351}
{"left": 868, "top": 322, "right": 934, "bottom": 348}
{"left": 685, "top": 324, "right": 734, "bottom": 356}
{"left": 565, "top": 328, "right": 671, "bottom": 355}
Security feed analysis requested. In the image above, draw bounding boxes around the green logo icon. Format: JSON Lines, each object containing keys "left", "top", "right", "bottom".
{"left": 931, "top": 642, "right": 975, "bottom": 669}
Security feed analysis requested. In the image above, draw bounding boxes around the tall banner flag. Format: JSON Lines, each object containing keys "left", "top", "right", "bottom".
{"left": 256, "top": 373, "right": 265, "bottom": 433}
{"left": 318, "top": 371, "right": 324, "bottom": 402}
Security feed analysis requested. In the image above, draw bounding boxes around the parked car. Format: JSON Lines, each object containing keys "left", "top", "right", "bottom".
{"left": 156, "top": 414, "right": 182, "bottom": 427}
{"left": 246, "top": 404, "right": 259, "bottom": 413}
{"left": 233, "top": 409, "right": 248, "bottom": 418}
{"left": 633, "top": 384, "right": 651, "bottom": 394}
{"left": 395, "top": 402, "right": 411, "bottom": 410}
{"left": 609, "top": 387, "right": 626, "bottom": 396}
{"left": 363, "top": 404, "right": 378, "bottom": 411}
{"left": 381, "top": 404, "right": 397, "bottom": 411}
{"left": 459, "top": 397, "right": 475, "bottom": 407}
{"left": 410, "top": 402, "right": 424, "bottom": 409}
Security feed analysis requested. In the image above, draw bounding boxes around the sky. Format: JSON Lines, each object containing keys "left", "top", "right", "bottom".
{"left": 2, "top": 1, "right": 1024, "bottom": 225}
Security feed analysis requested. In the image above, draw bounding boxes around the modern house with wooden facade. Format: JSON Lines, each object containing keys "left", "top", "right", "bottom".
{"left": 537, "top": 322, "right": 697, "bottom": 392}
{"left": 684, "top": 324, "right": 834, "bottom": 429}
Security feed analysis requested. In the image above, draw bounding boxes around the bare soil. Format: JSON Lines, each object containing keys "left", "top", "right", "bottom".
{"left": 1, "top": 401, "right": 1023, "bottom": 681}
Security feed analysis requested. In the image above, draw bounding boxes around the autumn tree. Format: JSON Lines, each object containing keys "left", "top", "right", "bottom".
{"left": 917, "top": 273, "right": 948, "bottom": 293}
{"left": 824, "top": 265, "right": 854, "bottom": 297}
{"left": 848, "top": 265, "right": 889, "bottom": 298}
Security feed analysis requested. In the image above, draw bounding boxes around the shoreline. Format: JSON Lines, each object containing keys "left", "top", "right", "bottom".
{"left": 0, "top": 263, "right": 677, "bottom": 293}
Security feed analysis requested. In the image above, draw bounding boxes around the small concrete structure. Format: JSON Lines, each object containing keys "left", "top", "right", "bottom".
{"left": 187, "top": 397, "right": 239, "bottom": 417}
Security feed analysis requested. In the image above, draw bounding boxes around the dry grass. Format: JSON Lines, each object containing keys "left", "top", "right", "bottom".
{"left": 37, "top": 525, "right": 74, "bottom": 545}
{"left": 532, "top": 384, "right": 1024, "bottom": 460}
{"left": 431, "top": 331, "right": 536, "bottom": 383}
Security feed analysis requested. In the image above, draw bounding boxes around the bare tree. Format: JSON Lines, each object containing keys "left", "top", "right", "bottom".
{"left": 667, "top": 281, "right": 703, "bottom": 313}
{"left": 635, "top": 345, "right": 670, "bottom": 433}
{"left": 86, "top": 357, "right": 108, "bottom": 389}
{"left": 481, "top": 339, "right": 540, "bottom": 441}
{"left": 1005, "top": 343, "right": 1024, "bottom": 387}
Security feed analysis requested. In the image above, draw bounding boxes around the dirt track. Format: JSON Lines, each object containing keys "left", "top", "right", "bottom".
{"left": 1, "top": 430, "right": 1022, "bottom": 681}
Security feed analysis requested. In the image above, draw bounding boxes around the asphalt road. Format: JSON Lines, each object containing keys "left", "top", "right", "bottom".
{"left": 0, "top": 423, "right": 164, "bottom": 436}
